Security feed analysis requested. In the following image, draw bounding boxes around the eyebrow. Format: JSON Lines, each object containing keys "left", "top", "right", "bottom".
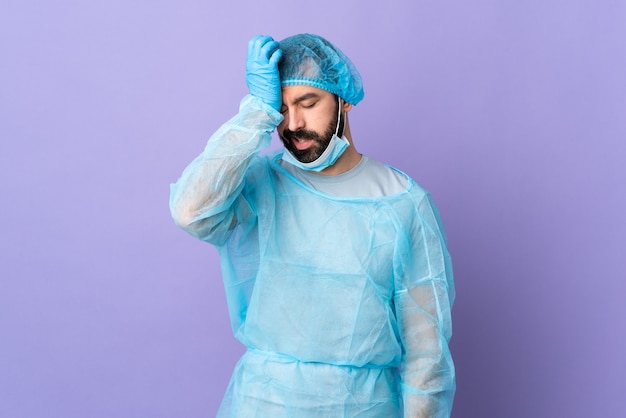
{"left": 291, "top": 92, "right": 321, "bottom": 105}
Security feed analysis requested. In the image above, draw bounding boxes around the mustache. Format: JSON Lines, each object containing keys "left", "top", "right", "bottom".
{"left": 281, "top": 128, "right": 323, "bottom": 142}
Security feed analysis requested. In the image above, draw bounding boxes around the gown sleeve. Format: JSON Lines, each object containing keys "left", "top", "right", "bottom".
{"left": 394, "top": 190, "right": 456, "bottom": 418}
{"left": 169, "top": 94, "right": 283, "bottom": 245}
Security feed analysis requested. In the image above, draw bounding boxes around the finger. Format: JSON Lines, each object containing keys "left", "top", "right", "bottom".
{"left": 258, "top": 39, "right": 280, "bottom": 61}
{"left": 249, "top": 35, "right": 273, "bottom": 52}
{"left": 268, "top": 47, "right": 283, "bottom": 66}
{"left": 248, "top": 34, "right": 272, "bottom": 50}
{"left": 248, "top": 35, "right": 271, "bottom": 59}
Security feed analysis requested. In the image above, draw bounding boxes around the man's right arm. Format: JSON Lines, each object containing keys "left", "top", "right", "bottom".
{"left": 169, "top": 95, "right": 282, "bottom": 244}
{"left": 169, "top": 35, "right": 283, "bottom": 244}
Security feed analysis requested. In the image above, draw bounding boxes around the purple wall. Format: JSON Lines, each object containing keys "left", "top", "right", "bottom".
{"left": 2, "top": 1, "right": 624, "bottom": 417}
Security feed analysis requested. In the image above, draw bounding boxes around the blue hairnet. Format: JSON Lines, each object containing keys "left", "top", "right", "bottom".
{"left": 278, "top": 34, "right": 364, "bottom": 105}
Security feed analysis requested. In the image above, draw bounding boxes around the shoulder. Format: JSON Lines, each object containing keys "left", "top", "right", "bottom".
{"left": 372, "top": 159, "right": 432, "bottom": 210}
{"left": 359, "top": 156, "right": 411, "bottom": 196}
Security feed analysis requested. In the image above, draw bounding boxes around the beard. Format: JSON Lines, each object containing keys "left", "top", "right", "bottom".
{"left": 280, "top": 101, "right": 341, "bottom": 163}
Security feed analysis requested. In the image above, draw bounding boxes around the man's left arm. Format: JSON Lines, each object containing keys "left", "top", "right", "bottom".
{"left": 395, "top": 192, "right": 456, "bottom": 418}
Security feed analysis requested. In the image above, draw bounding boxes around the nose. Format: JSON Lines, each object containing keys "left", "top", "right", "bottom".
{"left": 285, "top": 108, "right": 305, "bottom": 132}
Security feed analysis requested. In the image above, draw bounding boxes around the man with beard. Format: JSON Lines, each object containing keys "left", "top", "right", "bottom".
{"left": 170, "top": 34, "right": 456, "bottom": 417}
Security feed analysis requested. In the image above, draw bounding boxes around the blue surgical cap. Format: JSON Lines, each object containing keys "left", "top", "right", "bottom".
{"left": 278, "top": 34, "right": 364, "bottom": 105}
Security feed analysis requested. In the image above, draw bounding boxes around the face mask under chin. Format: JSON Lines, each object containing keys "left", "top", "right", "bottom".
{"left": 281, "top": 134, "right": 350, "bottom": 172}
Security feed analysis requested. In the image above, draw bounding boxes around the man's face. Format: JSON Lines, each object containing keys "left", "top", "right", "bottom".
{"left": 278, "top": 86, "right": 339, "bottom": 163}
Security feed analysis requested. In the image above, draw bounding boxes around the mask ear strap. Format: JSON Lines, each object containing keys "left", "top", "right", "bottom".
{"left": 334, "top": 96, "right": 342, "bottom": 137}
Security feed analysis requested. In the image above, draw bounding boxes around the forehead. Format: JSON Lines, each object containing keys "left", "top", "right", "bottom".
{"left": 281, "top": 85, "right": 333, "bottom": 104}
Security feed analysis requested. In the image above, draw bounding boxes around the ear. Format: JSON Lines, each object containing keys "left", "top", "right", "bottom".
{"left": 342, "top": 101, "right": 353, "bottom": 113}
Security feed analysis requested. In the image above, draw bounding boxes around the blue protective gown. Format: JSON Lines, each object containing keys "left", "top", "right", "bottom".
{"left": 170, "top": 95, "right": 455, "bottom": 417}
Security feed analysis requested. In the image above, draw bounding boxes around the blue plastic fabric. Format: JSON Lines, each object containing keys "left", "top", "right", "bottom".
{"left": 170, "top": 95, "right": 455, "bottom": 417}
{"left": 278, "top": 34, "right": 364, "bottom": 105}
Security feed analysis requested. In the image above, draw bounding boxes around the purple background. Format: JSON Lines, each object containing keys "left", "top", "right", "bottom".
{"left": 1, "top": 1, "right": 625, "bottom": 417}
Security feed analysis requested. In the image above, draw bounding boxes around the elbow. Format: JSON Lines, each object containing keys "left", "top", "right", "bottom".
{"left": 170, "top": 200, "right": 226, "bottom": 243}
{"left": 169, "top": 186, "right": 234, "bottom": 244}
{"left": 171, "top": 206, "right": 194, "bottom": 230}
{"left": 170, "top": 205, "right": 209, "bottom": 241}
{"left": 169, "top": 195, "right": 200, "bottom": 231}
{"left": 169, "top": 183, "right": 202, "bottom": 230}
